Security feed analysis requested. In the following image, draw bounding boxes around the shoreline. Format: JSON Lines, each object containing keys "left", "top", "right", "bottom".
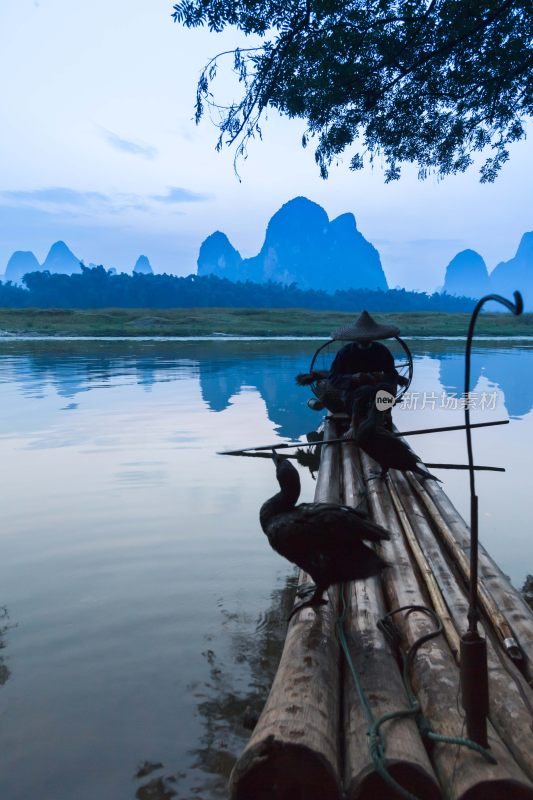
{"left": 2, "top": 334, "right": 533, "bottom": 343}
{"left": 1, "top": 307, "right": 533, "bottom": 338}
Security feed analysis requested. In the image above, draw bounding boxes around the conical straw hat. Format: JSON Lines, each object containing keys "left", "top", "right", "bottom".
{"left": 331, "top": 310, "right": 400, "bottom": 342}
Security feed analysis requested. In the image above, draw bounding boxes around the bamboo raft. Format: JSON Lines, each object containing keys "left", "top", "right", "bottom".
{"left": 229, "top": 418, "right": 533, "bottom": 800}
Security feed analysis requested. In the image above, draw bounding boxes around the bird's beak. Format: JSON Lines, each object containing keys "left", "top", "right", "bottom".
{"left": 271, "top": 448, "right": 281, "bottom": 465}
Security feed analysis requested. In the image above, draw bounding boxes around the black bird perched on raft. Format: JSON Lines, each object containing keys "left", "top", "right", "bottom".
{"left": 355, "top": 387, "right": 441, "bottom": 481}
{"left": 260, "top": 454, "right": 390, "bottom": 620}
{"left": 342, "top": 384, "right": 379, "bottom": 439}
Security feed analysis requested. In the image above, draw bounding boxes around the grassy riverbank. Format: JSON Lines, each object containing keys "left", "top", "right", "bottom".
{"left": 1, "top": 307, "right": 533, "bottom": 337}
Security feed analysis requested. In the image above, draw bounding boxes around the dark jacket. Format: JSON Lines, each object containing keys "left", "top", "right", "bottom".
{"left": 329, "top": 341, "right": 398, "bottom": 397}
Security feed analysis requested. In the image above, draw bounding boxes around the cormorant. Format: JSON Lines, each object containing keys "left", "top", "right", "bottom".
{"left": 260, "top": 454, "right": 390, "bottom": 620}
{"left": 355, "top": 391, "right": 441, "bottom": 481}
{"left": 342, "top": 384, "right": 379, "bottom": 439}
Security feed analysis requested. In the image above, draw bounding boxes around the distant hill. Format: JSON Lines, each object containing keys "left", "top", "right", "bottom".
{"left": 491, "top": 232, "right": 533, "bottom": 306}
{"left": 197, "top": 196, "right": 388, "bottom": 291}
{"left": 442, "top": 234, "right": 533, "bottom": 306}
{"left": 197, "top": 232, "right": 242, "bottom": 281}
{"left": 443, "top": 249, "right": 491, "bottom": 299}
{"left": 133, "top": 255, "right": 153, "bottom": 275}
{"left": 3, "top": 241, "right": 82, "bottom": 285}
{"left": 42, "top": 241, "right": 82, "bottom": 275}
{"left": 2, "top": 243, "right": 158, "bottom": 284}
{"left": 5, "top": 251, "right": 41, "bottom": 284}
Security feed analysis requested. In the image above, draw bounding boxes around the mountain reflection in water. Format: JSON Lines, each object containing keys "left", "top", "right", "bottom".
{"left": 437, "top": 347, "right": 531, "bottom": 418}
{"left": 2, "top": 339, "right": 533, "bottom": 439}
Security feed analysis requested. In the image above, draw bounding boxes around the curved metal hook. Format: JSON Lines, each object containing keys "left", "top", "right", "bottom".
{"left": 470, "top": 290, "right": 523, "bottom": 320}
{"left": 464, "top": 290, "right": 523, "bottom": 634}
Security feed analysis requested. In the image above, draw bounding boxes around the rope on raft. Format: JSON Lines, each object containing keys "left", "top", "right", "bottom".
{"left": 336, "top": 594, "right": 497, "bottom": 800}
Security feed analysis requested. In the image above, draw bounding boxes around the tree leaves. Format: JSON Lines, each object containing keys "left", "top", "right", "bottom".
{"left": 172, "top": 0, "right": 532, "bottom": 180}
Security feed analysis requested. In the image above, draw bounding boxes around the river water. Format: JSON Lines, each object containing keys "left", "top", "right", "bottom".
{"left": 0, "top": 338, "right": 531, "bottom": 799}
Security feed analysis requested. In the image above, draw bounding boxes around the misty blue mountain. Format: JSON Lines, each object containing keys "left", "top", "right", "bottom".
{"left": 2, "top": 198, "right": 532, "bottom": 306}
{"left": 491, "top": 233, "right": 533, "bottom": 306}
{"left": 4, "top": 251, "right": 41, "bottom": 284}
{"left": 133, "top": 255, "right": 153, "bottom": 274}
{"left": 2, "top": 241, "right": 154, "bottom": 285}
{"left": 443, "top": 232, "right": 533, "bottom": 303}
{"left": 442, "top": 250, "right": 491, "bottom": 299}
{"left": 197, "top": 232, "right": 243, "bottom": 282}
{"left": 197, "top": 196, "right": 388, "bottom": 292}
{"left": 42, "top": 241, "right": 83, "bottom": 275}
{"left": 3, "top": 240, "right": 82, "bottom": 284}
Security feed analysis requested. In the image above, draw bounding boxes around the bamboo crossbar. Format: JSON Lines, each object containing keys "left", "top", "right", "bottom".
{"left": 218, "top": 419, "right": 509, "bottom": 455}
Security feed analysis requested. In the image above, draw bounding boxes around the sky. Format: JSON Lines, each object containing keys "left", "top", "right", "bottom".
{"left": 0, "top": 0, "right": 531, "bottom": 292}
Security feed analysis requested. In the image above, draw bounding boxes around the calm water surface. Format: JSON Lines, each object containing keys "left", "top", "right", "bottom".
{"left": 0, "top": 338, "right": 531, "bottom": 799}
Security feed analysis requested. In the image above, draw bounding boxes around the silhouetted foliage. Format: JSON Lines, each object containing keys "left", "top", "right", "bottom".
{"left": 0, "top": 280, "right": 29, "bottom": 307}
{"left": 0, "top": 266, "right": 477, "bottom": 311}
{"left": 172, "top": 0, "right": 532, "bottom": 181}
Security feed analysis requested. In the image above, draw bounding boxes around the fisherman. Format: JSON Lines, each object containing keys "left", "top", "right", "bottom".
{"left": 328, "top": 311, "right": 406, "bottom": 436}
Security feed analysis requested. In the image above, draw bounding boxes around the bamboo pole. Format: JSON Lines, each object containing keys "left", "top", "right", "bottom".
{"left": 390, "top": 470, "right": 533, "bottom": 784}
{"left": 407, "top": 475, "right": 530, "bottom": 667}
{"left": 419, "top": 477, "right": 533, "bottom": 671}
{"left": 360, "top": 451, "right": 533, "bottom": 799}
{"left": 387, "top": 476, "right": 460, "bottom": 660}
{"left": 218, "top": 419, "right": 509, "bottom": 455}
{"left": 229, "top": 419, "right": 342, "bottom": 800}
{"left": 341, "top": 444, "right": 440, "bottom": 800}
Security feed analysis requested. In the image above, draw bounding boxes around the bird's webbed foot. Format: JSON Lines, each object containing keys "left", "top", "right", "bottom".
{"left": 288, "top": 592, "right": 328, "bottom": 622}
{"left": 296, "top": 582, "right": 318, "bottom": 600}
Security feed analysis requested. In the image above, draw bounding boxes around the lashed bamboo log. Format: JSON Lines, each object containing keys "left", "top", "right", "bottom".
{"left": 387, "top": 476, "right": 460, "bottom": 660}
{"left": 341, "top": 443, "right": 440, "bottom": 800}
{"left": 360, "top": 451, "right": 533, "bottom": 799}
{"left": 229, "top": 419, "right": 342, "bottom": 800}
{"left": 390, "top": 470, "right": 533, "bottom": 784}
{"left": 408, "top": 475, "right": 533, "bottom": 670}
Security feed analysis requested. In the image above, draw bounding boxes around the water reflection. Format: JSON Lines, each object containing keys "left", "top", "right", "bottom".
{"left": 132, "top": 578, "right": 296, "bottom": 799}
{"left": 438, "top": 348, "right": 533, "bottom": 418}
{"left": 522, "top": 576, "right": 533, "bottom": 611}
{"left": 134, "top": 762, "right": 178, "bottom": 800}
{"left": 189, "top": 578, "right": 296, "bottom": 796}
{"left": 0, "top": 342, "right": 183, "bottom": 401}
{"left": 3, "top": 340, "right": 533, "bottom": 442}
{"left": 0, "top": 340, "right": 321, "bottom": 440}
{"left": 197, "top": 349, "right": 320, "bottom": 437}
{"left": 1, "top": 338, "right": 533, "bottom": 800}
{"left": 0, "top": 608, "right": 12, "bottom": 686}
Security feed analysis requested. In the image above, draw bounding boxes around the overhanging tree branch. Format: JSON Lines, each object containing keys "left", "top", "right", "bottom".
{"left": 172, "top": 0, "right": 532, "bottom": 181}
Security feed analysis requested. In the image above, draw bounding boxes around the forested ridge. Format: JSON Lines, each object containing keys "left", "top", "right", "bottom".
{"left": 0, "top": 266, "right": 476, "bottom": 311}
